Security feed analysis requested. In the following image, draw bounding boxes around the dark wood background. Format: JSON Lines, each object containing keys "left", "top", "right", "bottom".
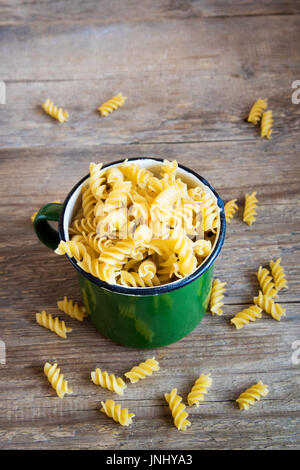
{"left": 1, "top": 0, "right": 300, "bottom": 450}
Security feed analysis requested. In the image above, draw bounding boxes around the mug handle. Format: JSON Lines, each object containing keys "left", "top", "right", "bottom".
{"left": 33, "top": 203, "right": 63, "bottom": 250}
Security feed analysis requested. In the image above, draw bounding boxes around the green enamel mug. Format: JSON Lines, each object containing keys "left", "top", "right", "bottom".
{"left": 34, "top": 158, "right": 226, "bottom": 348}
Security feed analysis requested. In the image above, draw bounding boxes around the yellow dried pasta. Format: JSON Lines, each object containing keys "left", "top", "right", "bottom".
{"left": 261, "top": 110, "right": 273, "bottom": 139}
{"left": 100, "top": 399, "right": 134, "bottom": 426}
{"left": 236, "top": 381, "right": 269, "bottom": 410}
{"left": 270, "top": 258, "right": 288, "bottom": 291}
{"left": 187, "top": 373, "right": 212, "bottom": 407}
{"left": 63, "top": 159, "right": 221, "bottom": 288}
{"left": 98, "top": 93, "right": 127, "bottom": 117}
{"left": 91, "top": 368, "right": 127, "bottom": 396}
{"left": 257, "top": 266, "right": 277, "bottom": 298}
{"left": 230, "top": 305, "right": 263, "bottom": 329}
{"left": 243, "top": 191, "right": 258, "bottom": 226}
{"left": 210, "top": 279, "right": 226, "bottom": 316}
{"left": 36, "top": 310, "right": 72, "bottom": 338}
{"left": 42, "top": 99, "right": 69, "bottom": 123}
{"left": 165, "top": 388, "right": 191, "bottom": 431}
{"left": 57, "top": 296, "right": 87, "bottom": 322}
{"left": 248, "top": 98, "right": 267, "bottom": 125}
{"left": 224, "top": 199, "right": 238, "bottom": 223}
{"left": 124, "top": 357, "right": 160, "bottom": 383}
{"left": 44, "top": 362, "right": 73, "bottom": 398}
{"left": 254, "top": 291, "right": 286, "bottom": 321}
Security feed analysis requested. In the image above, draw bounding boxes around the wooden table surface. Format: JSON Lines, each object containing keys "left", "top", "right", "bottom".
{"left": 1, "top": 0, "right": 300, "bottom": 450}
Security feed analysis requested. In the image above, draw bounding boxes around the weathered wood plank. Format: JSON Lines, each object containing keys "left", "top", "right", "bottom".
{"left": 1, "top": 0, "right": 300, "bottom": 26}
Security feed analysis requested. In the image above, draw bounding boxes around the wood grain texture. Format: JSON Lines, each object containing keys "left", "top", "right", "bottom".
{"left": 0, "top": 0, "right": 300, "bottom": 450}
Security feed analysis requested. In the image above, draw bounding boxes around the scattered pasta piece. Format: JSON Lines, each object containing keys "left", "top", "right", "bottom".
{"left": 55, "top": 240, "right": 93, "bottom": 262}
{"left": 270, "top": 258, "right": 288, "bottom": 291}
{"left": 124, "top": 357, "right": 160, "bottom": 383}
{"left": 230, "top": 305, "right": 262, "bottom": 329}
{"left": 248, "top": 99, "right": 267, "bottom": 125}
{"left": 224, "top": 199, "right": 238, "bottom": 223}
{"left": 31, "top": 200, "right": 60, "bottom": 223}
{"left": 257, "top": 266, "right": 277, "bottom": 298}
{"left": 98, "top": 93, "right": 127, "bottom": 117}
{"left": 57, "top": 296, "right": 87, "bottom": 322}
{"left": 165, "top": 388, "right": 191, "bottom": 431}
{"left": 243, "top": 191, "right": 258, "bottom": 226}
{"left": 210, "top": 279, "right": 226, "bottom": 316}
{"left": 91, "top": 368, "right": 127, "bottom": 396}
{"left": 254, "top": 291, "right": 286, "bottom": 321}
{"left": 36, "top": 310, "right": 72, "bottom": 338}
{"left": 100, "top": 399, "right": 134, "bottom": 426}
{"left": 42, "top": 98, "right": 69, "bottom": 123}
{"left": 187, "top": 373, "right": 212, "bottom": 407}
{"left": 44, "top": 362, "right": 73, "bottom": 398}
{"left": 236, "top": 381, "right": 269, "bottom": 410}
{"left": 261, "top": 110, "right": 273, "bottom": 139}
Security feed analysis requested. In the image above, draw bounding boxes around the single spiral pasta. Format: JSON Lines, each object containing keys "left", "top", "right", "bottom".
{"left": 247, "top": 98, "right": 267, "bottom": 125}
{"left": 99, "top": 240, "right": 135, "bottom": 267}
{"left": 54, "top": 240, "right": 93, "bottom": 261}
{"left": 78, "top": 254, "right": 120, "bottom": 284}
{"left": 171, "top": 227, "right": 197, "bottom": 277}
{"left": 261, "top": 110, "right": 273, "bottom": 139}
{"left": 194, "top": 239, "right": 212, "bottom": 258}
{"left": 270, "top": 258, "right": 288, "bottom": 291}
{"left": 243, "top": 191, "right": 258, "bottom": 226}
{"left": 187, "top": 373, "right": 212, "bottom": 407}
{"left": 69, "top": 217, "right": 97, "bottom": 235}
{"left": 82, "top": 232, "right": 113, "bottom": 254}
{"left": 224, "top": 199, "right": 238, "bottom": 223}
{"left": 236, "top": 381, "right": 269, "bottom": 410}
{"left": 91, "top": 368, "right": 127, "bottom": 396}
{"left": 100, "top": 399, "right": 134, "bottom": 426}
{"left": 138, "top": 259, "right": 157, "bottom": 281}
{"left": 257, "top": 266, "right": 277, "bottom": 298}
{"left": 254, "top": 291, "right": 286, "bottom": 321}
{"left": 89, "top": 162, "right": 106, "bottom": 199}
{"left": 165, "top": 388, "right": 191, "bottom": 431}
{"left": 210, "top": 279, "right": 226, "bottom": 316}
{"left": 44, "top": 362, "right": 73, "bottom": 398}
{"left": 81, "top": 184, "right": 96, "bottom": 219}
{"left": 124, "top": 357, "right": 160, "bottom": 383}
{"left": 230, "top": 305, "right": 263, "bottom": 329}
{"left": 36, "top": 310, "right": 72, "bottom": 338}
{"left": 42, "top": 98, "right": 69, "bottom": 123}
{"left": 98, "top": 93, "right": 127, "bottom": 117}
{"left": 57, "top": 296, "right": 87, "bottom": 322}
{"left": 120, "top": 270, "right": 159, "bottom": 287}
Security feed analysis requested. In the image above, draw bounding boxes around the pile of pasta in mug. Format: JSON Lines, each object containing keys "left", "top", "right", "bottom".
{"left": 55, "top": 160, "right": 220, "bottom": 287}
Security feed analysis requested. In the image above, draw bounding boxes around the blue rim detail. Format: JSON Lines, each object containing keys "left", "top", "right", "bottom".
{"left": 58, "top": 157, "right": 226, "bottom": 296}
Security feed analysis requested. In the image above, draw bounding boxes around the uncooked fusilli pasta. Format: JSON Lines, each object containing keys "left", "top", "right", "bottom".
{"left": 248, "top": 99, "right": 267, "bottom": 125}
{"left": 98, "top": 93, "right": 127, "bottom": 117}
{"left": 270, "top": 258, "right": 288, "bottom": 291}
{"left": 57, "top": 296, "right": 87, "bottom": 322}
{"left": 36, "top": 310, "right": 72, "bottom": 338}
{"left": 165, "top": 388, "right": 191, "bottom": 431}
{"left": 236, "top": 381, "right": 269, "bottom": 410}
{"left": 42, "top": 99, "right": 69, "bottom": 123}
{"left": 230, "top": 305, "right": 263, "bottom": 329}
{"left": 61, "top": 159, "right": 221, "bottom": 288}
{"left": 224, "top": 199, "right": 238, "bottom": 223}
{"left": 210, "top": 279, "right": 226, "bottom": 316}
{"left": 187, "top": 373, "right": 212, "bottom": 407}
{"left": 243, "top": 191, "right": 258, "bottom": 226}
{"left": 44, "top": 362, "right": 73, "bottom": 398}
{"left": 254, "top": 291, "right": 286, "bottom": 321}
{"left": 257, "top": 266, "right": 277, "bottom": 298}
{"left": 261, "top": 110, "right": 273, "bottom": 139}
{"left": 91, "top": 368, "right": 127, "bottom": 396}
{"left": 100, "top": 399, "right": 134, "bottom": 426}
{"left": 124, "top": 357, "right": 160, "bottom": 383}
